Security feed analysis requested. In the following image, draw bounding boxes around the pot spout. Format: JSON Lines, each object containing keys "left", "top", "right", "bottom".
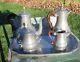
{"left": 35, "top": 17, "right": 43, "bottom": 36}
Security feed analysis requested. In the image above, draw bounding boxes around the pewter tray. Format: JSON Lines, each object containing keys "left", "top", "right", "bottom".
{"left": 11, "top": 17, "right": 79, "bottom": 55}
{"left": 9, "top": 17, "right": 80, "bottom": 62}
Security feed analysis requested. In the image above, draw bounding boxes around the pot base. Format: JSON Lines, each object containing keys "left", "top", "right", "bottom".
{"left": 11, "top": 34, "right": 78, "bottom": 54}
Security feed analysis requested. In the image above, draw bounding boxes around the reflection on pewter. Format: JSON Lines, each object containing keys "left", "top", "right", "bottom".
{"left": 8, "top": 6, "right": 79, "bottom": 62}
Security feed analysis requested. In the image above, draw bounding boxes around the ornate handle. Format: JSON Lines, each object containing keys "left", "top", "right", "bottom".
{"left": 47, "top": 11, "right": 55, "bottom": 29}
{"left": 48, "top": 29, "right": 56, "bottom": 45}
{"left": 47, "top": 11, "right": 57, "bottom": 45}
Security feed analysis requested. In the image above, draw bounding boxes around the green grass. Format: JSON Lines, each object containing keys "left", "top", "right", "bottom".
{"left": 68, "top": 13, "right": 80, "bottom": 39}
{"left": 0, "top": 2, "right": 80, "bottom": 62}
{"left": 0, "top": 25, "right": 12, "bottom": 61}
{"left": 0, "top": 2, "right": 50, "bottom": 17}
{"left": 75, "top": 0, "right": 80, "bottom": 2}
{"left": 61, "top": 0, "right": 80, "bottom": 6}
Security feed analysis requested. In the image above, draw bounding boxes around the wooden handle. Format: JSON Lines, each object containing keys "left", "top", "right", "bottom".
{"left": 48, "top": 29, "right": 56, "bottom": 45}
{"left": 47, "top": 11, "right": 56, "bottom": 45}
{"left": 47, "top": 11, "right": 55, "bottom": 29}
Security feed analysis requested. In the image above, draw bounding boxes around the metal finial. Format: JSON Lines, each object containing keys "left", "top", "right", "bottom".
{"left": 63, "top": 0, "right": 65, "bottom": 5}
{"left": 23, "top": 6, "right": 26, "bottom": 10}
{"left": 23, "top": 6, "right": 26, "bottom": 13}
{"left": 61, "top": 0, "right": 65, "bottom": 10}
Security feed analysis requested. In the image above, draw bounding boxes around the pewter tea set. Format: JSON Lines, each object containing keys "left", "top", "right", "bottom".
{"left": 8, "top": 6, "right": 79, "bottom": 62}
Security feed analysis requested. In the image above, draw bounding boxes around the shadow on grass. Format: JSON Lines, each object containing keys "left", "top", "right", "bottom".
{"left": 0, "top": 38, "right": 6, "bottom": 62}
{"left": 0, "top": 10, "right": 17, "bottom": 62}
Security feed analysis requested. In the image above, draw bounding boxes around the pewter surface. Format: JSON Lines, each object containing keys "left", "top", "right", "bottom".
{"left": 9, "top": 17, "right": 80, "bottom": 62}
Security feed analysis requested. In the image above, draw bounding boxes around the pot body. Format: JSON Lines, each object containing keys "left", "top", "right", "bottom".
{"left": 55, "top": 8, "right": 71, "bottom": 36}
{"left": 55, "top": 33, "right": 68, "bottom": 51}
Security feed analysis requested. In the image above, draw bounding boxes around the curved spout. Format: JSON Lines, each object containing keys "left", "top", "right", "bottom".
{"left": 35, "top": 17, "right": 43, "bottom": 36}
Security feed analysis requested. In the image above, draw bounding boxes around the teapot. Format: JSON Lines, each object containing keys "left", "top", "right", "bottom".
{"left": 14, "top": 7, "right": 42, "bottom": 52}
{"left": 48, "top": 7, "right": 71, "bottom": 36}
{"left": 48, "top": 7, "right": 71, "bottom": 51}
{"left": 55, "top": 7, "right": 71, "bottom": 35}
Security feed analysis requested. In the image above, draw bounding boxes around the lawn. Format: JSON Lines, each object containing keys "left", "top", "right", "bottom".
{"left": 0, "top": 2, "right": 80, "bottom": 62}
{"left": 0, "top": 2, "right": 50, "bottom": 17}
